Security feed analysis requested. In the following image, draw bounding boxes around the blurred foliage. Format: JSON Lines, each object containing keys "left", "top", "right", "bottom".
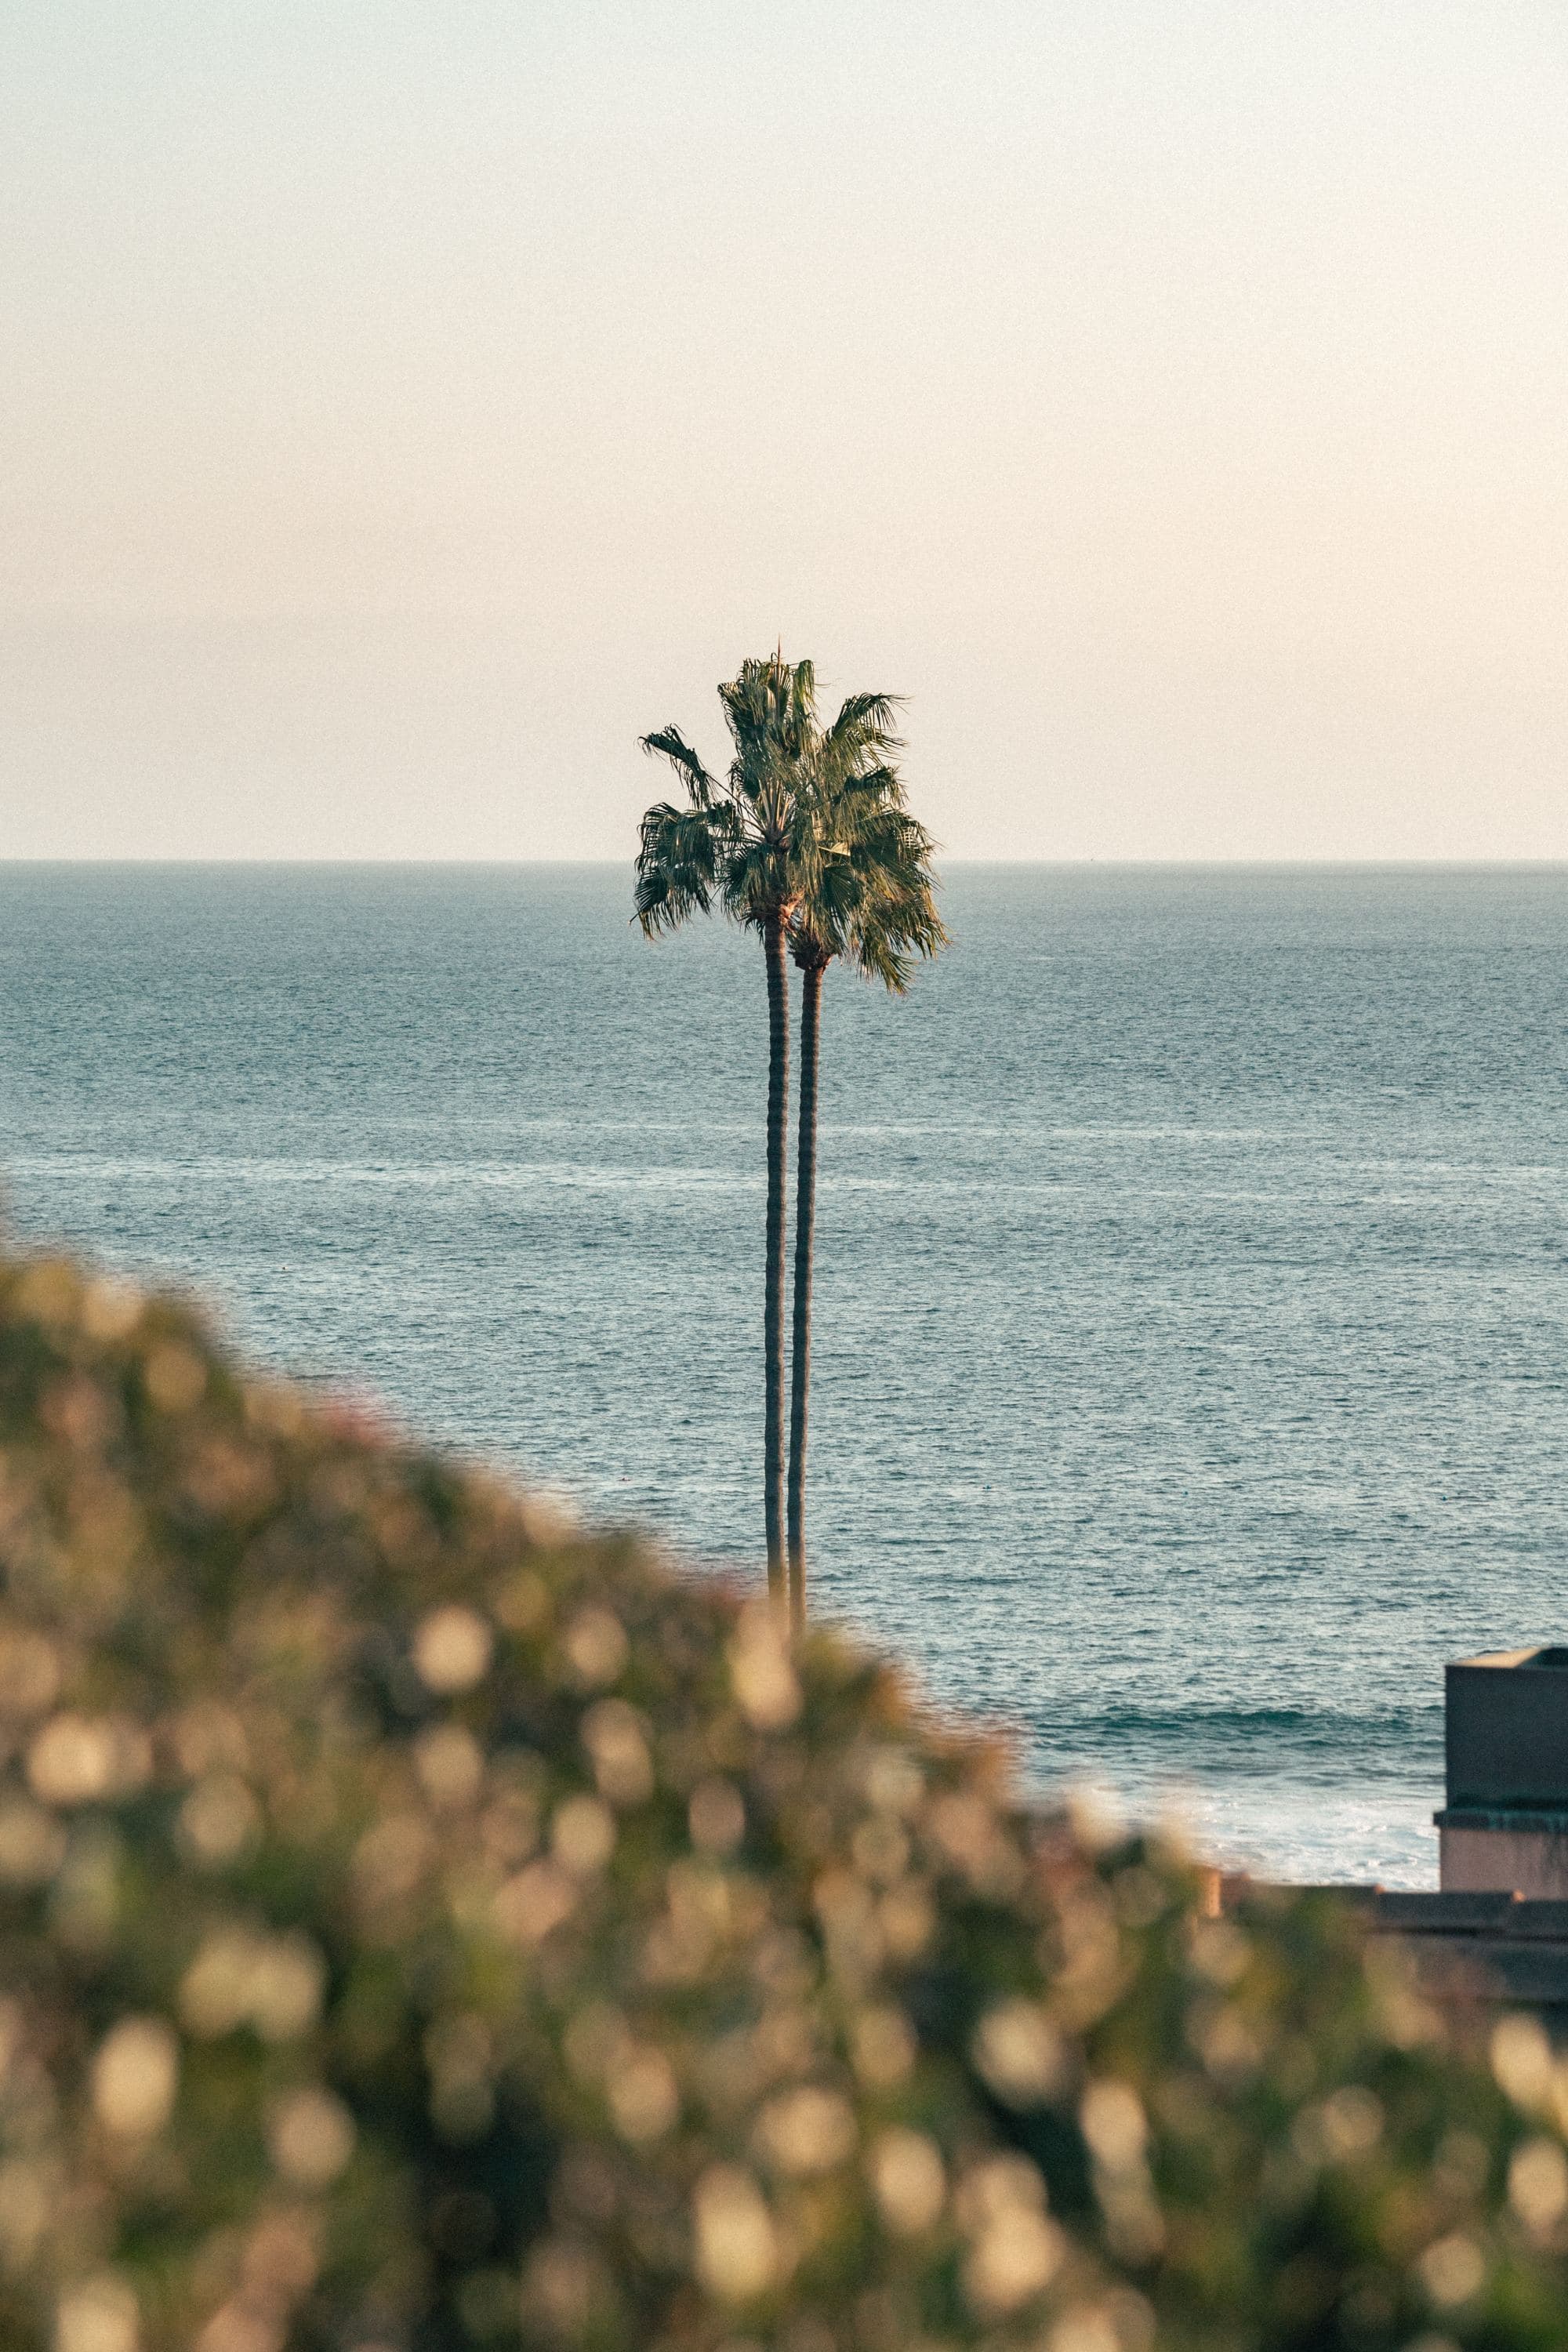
{"left": 0, "top": 1251, "right": 1566, "bottom": 2351}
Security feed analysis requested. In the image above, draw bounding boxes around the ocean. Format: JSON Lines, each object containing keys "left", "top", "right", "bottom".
{"left": 3, "top": 861, "right": 1565, "bottom": 1886}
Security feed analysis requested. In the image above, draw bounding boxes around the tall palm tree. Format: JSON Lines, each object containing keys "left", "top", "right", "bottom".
{"left": 634, "top": 655, "right": 818, "bottom": 1614}
{"left": 784, "top": 717, "right": 949, "bottom": 1634}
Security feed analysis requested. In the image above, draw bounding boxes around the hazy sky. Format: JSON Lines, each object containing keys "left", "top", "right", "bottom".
{"left": 3, "top": 2, "right": 1566, "bottom": 860}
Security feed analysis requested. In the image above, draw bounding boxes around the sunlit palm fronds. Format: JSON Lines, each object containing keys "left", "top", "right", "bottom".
{"left": 639, "top": 725, "right": 718, "bottom": 805}
{"left": 638, "top": 655, "right": 823, "bottom": 936}
{"left": 787, "top": 700, "right": 948, "bottom": 992}
{"left": 633, "top": 800, "right": 731, "bottom": 935}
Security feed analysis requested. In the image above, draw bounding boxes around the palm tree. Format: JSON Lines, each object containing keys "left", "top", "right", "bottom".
{"left": 785, "top": 718, "right": 949, "bottom": 1634}
{"left": 635, "top": 655, "right": 818, "bottom": 1614}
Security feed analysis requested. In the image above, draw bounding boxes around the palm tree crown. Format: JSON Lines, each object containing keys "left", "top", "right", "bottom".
{"left": 634, "top": 654, "right": 820, "bottom": 941}
{"left": 789, "top": 758, "right": 949, "bottom": 985}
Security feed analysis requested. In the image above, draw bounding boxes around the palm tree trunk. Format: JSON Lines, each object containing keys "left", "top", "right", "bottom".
{"left": 787, "top": 956, "right": 824, "bottom": 1636}
{"left": 762, "top": 909, "right": 789, "bottom": 1614}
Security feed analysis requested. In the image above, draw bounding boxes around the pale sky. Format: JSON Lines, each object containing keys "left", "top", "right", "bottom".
{"left": 2, "top": 1, "right": 1566, "bottom": 861}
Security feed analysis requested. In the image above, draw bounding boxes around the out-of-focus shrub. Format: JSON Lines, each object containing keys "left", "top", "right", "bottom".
{"left": 0, "top": 1250, "right": 1565, "bottom": 2351}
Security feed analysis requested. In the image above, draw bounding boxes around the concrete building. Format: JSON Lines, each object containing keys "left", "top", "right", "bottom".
{"left": 1437, "top": 1648, "right": 1568, "bottom": 1900}
{"left": 1212, "top": 1648, "right": 1568, "bottom": 2020}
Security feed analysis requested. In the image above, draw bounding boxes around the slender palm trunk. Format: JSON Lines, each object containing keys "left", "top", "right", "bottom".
{"left": 762, "top": 909, "right": 789, "bottom": 1613}
{"left": 787, "top": 956, "right": 825, "bottom": 1635}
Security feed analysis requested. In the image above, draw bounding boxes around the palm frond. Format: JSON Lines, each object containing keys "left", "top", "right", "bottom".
{"left": 823, "top": 691, "right": 905, "bottom": 760}
{"left": 640, "top": 727, "right": 718, "bottom": 809}
{"left": 633, "top": 799, "right": 726, "bottom": 936}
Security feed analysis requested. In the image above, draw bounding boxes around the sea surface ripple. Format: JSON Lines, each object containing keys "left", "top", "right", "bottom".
{"left": 4, "top": 862, "right": 1566, "bottom": 1885}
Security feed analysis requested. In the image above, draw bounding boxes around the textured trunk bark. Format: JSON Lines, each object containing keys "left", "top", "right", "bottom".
{"left": 786, "top": 956, "right": 824, "bottom": 1636}
{"left": 762, "top": 910, "right": 789, "bottom": 1613}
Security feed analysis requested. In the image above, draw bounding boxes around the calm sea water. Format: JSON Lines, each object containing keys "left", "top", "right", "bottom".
{"left": 3, "top": 862, "right": 1565, "bottom": 1886}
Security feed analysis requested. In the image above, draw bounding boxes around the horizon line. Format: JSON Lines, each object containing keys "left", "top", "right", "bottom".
{"left": 4, "top": 855, "right": 1568, "bottom": 873}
